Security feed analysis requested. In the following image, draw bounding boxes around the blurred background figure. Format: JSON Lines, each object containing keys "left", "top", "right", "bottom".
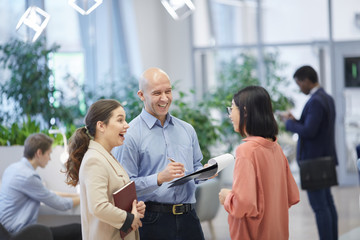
{"left": 0, "top": 133, "right": 81, "bottom": 240}
{"left": 283, "top": 65, "right": 338, "bottom": 240}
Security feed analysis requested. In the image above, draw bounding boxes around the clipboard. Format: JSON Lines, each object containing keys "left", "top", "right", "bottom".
{"left": 168, "top": 153, "right": 234, "bottom": 188}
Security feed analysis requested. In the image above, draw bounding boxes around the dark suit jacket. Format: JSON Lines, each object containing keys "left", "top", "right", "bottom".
{"left": 286, "top": 88, "right": 338, "bottom": 165}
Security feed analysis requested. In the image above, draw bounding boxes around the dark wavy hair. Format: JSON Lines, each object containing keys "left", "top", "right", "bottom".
{"left": 65, "top": 99, "right": 123, "bottom": 186}
{"left": 233, "top": 86, "right": 278, "bottom": 140}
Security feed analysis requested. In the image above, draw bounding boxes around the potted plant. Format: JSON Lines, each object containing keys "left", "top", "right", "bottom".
{"left": 203, "top": 51, "right": 293, "bottom": 153}
{"left": 0, "top": 37, "right": 61, "bottom": 126}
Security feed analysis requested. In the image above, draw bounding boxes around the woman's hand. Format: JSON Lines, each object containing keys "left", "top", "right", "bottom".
{"left": 136, "top": 201, "right": 146, "bottom": 215}
{"left": 131, "top": 200, "right": 143, "bottom": 231}
{"left": 219, "top": 188, "right": 231, "bottom": 205}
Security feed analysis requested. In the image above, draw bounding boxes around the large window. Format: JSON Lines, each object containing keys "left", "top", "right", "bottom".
{"left": 191, "top": 0, "right": 360, "bottom": 185}
{"left": 45, "top": 0, "right": 82, "bottom": 51}
{"left": 0, "top": 2, "right": 25, "bottom": 44}
{"left": 262, "top": 0, "right": 329, "bottom": 43}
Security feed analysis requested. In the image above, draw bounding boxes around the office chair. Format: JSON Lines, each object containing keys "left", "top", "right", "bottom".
{"left": 195, "top": 178, "right": 221, "bottom": 240}
{"left": 0, "top": 223, "right": 53, "bottom": 240}
{"left": 0, "top": 222, "right": 11, "bottom": 240}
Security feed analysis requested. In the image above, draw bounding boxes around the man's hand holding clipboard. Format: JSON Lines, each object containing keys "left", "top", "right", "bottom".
{"left": 168, "top": 153, "right": 235, "bottom": 188}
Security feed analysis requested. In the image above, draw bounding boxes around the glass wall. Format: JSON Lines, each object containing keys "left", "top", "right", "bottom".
{"left": 211, "top": 1, "right": 257, "bottom": 46}
{"left": 46, "top": 1, "right": 82, "bottom": 51}
{"left": 0, "top": 1, "right": 141, "bottom": 127}
{"left": 191, "top": 0, "right": 360, "bottom": 185}
{"left": 0, "top": 0, "right": 359, "bottom": 184}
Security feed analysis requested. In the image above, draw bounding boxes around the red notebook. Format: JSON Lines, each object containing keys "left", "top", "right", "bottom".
{"left": 113, "top": 180, "right": 137, "bottom": 239}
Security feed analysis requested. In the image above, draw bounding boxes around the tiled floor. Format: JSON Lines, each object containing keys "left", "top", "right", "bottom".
{"left": 200, "top": 186, "right": 360, "bottom": 240}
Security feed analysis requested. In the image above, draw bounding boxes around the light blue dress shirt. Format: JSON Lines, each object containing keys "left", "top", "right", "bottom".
{"left": 0, "top": 157, "right": 73, "bottom": 233}
{"left": 113, "top": 109, "right": 203, "bottom": 204}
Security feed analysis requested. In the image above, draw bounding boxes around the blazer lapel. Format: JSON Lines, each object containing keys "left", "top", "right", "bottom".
{"left": 88, "top": 140, "right": 125, "bottom": 177}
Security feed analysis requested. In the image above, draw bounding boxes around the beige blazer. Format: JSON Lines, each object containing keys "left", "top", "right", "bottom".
{"left": 79, "top": 140, "right": 139, "bottom": 240}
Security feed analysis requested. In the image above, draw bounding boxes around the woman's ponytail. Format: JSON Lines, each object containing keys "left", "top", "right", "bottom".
{"left": 65, "top": 127, "right": 90, "bottom": 186}
{"left": 64, "top": 99, "right": 122, "bottom": 186}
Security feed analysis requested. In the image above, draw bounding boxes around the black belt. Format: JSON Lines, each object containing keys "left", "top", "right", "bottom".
{"left": 145, "top": 202, "right": 194, "bottom": 215}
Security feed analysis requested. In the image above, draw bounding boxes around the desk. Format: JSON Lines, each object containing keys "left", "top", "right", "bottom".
{"left": 39, "top": 203, "right": 80, "bottom": 216}
{"left": 38, "top": 204, "right": 81, "bottom": 226}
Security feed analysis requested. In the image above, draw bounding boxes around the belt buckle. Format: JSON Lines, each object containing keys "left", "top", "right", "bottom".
{"left": 172, "top": 204, "right": 183, "bottom": 215}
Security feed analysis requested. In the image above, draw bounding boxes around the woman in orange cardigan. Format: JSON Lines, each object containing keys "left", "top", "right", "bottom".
{"left": 219, "top": 86, "right": 300, "bottom": 240}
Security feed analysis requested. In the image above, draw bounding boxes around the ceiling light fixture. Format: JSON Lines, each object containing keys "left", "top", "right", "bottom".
{"left": 16, "top": 6, "right": 50, "bottom": 42}
{"left": 68, "top": 0, "right": 103, "bottom": 15}
{"left": 161, "top": 0, "right": 196, "bottom": 20}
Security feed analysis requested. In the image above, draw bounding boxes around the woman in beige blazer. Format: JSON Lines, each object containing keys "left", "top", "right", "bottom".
{"left": 64, "top": 99, "right": 145, "bottom": 240}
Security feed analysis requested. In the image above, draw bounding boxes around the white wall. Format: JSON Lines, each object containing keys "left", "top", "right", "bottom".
{"left": 333, "top": 0, "right": 360, "bottom": 41}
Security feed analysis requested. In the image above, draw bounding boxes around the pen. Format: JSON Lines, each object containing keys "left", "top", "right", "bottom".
{"left": 168, "top": 158, "right": 188, "bottom": 172}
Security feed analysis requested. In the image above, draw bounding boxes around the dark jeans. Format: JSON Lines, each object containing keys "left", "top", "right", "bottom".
{"left": 307, "top": 188, "right": 338, "bottom": 240}
{"left": 50, "top": 223, "right": 82, "bottom": 240}
{"left": 139, "top": 208, "right": 204, "bottom": 240}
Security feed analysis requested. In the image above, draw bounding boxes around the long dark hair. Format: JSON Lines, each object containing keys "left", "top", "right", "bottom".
{"left": 233, "top": 86, "right": 278, "bottom": 140}
{"left": 65, "top": 99, "right": 123, "bottom": 186}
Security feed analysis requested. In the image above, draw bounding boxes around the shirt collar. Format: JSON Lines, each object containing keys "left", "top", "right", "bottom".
{"left": 21, "top": 157, "right": 35, "bottom": 170}
{"left": 310, "top": 86, "right": 320, "bottom": 96}
{"left": 140, "top": 108, "right": 174, "bottom": 129}
{"left": 243, "top": 136, "right": 278, "bottom": 148}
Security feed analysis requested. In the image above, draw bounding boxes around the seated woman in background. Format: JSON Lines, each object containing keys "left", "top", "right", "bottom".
{"left": 219, "top": 86, "right": 300, "bottom": 240}
{"left": 65, "top": 99, "right": 145, "bottom": 240}
{"left": 0, "top": 133, "right": 81, "bottom": 240}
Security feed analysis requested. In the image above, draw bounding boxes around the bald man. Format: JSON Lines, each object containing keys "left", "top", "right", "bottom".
{"left": 113, "top": 68, "right": 205, "bottom": 240}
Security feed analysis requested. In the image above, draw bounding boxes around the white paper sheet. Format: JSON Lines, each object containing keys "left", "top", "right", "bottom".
{"left": 208, "top": 153, "right": 235, "bottom": 174}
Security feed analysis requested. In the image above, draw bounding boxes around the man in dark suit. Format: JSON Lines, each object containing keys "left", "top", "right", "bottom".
{"left": 284, "top": 65, "right": 338, "bottom": 240}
